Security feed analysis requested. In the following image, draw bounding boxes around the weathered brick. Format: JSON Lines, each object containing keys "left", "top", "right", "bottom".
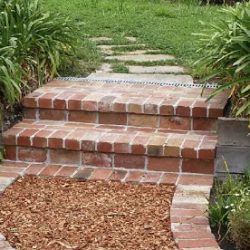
{"left": 39, "top": 165, "right": 62, "bottom": 176}
{"left": 182, "top": 159, "right": 214, "bottom": 174}
{"left": 147, "top": 136, "right": 166, "bottom": 156}
{"left": 141, "top": 172, "right": 162, "bottom": 183}
{"left": 56, "top": 166, "right": 77, "bottom": 177}
{"left": 18, "top": 129, "right": 38, "bottom": 146}
{"left": 18, "top": 147, "right": 47, "bottom": 162}
{"left": 109, "top": 170, "right": 127, "bottom": 181}
{"left": 128, "top": 114, "right": 158, "bottom": 128}
{"left": 176, "top": 99, "right": 193, "bottom": 116}
{"left": 48, "top": 130, "right": 71, "bottom": 149}
{"left": 3, "top": 128, "right": 23, "bottom": 145}
{"left": 98, "top": 96, "right": 116, "bottom": 112}
{"left": 193, "top": 118, "right": 217, "bottom": 131}
{"left": 99, "top": 113, "right": 127, "bottom": 125}
{"left": 178, "top": 239, "right": 218, "bottom": 248}
{"left": 68, "top": 111, "right": 97, "bottom": 123}
{"left": 32, "top": 130, "right": 53, "bottom": 148}
{"left": 160, "top": 173, "right": 179, "bottom": 184}
{"left": 89, "top": 168, "right": 113, "bottom": 180}
{"left": 114, "top": 155, "right": 145, "bottom": 169}
{"left": 73, "top": 167, "right": 94, "bottom": 180}
{"left": 39, "top": 109, "right": 66, "bottom": 120}
{"left": 148, "top": 157, "right": 180, "bottom": 172}
{"left": 83, "top": 152, "right": 112, "bottom": 168}
{"left": 68, "top": 93, "right": 87, "bottom": 110}
{"left": 49, "top": 149, "right": 80, "bottom": 165}
{"left": 131, "top": 136, "right": 149, "bottom": 154}
{"left": 160, "top": 117, "right": 191, "bottom": 130}
{"left": 124, "top": 171, "right": 144, "bottom": 182}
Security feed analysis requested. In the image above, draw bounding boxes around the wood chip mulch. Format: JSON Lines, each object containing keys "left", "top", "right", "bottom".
{"left": 0, "top": 176, "right": 177, "bottom": 250}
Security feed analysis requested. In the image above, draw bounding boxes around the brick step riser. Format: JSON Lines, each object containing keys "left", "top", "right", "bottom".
{"left": 5, "top": 146, "right": 214, "bottom": 174}
{"left": 24, "top": 108, "right": 217, "bottom": 131}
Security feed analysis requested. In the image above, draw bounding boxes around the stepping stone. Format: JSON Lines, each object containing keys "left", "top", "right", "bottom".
{"left": 96, "top": 63, "right": 112, "bottom": 73}
{"left": 120, "top": 50, "right": 161, "bottom": 55}
{"left": 90, "top": 37, "right": 112, "bottom": 43}
{"left": 87, "top": 72, "right": 193, "bottom": 84}
{"left": 105, "top": 54, "right": 175, "bottom": 62}
{"left": 128, "top": 65, "right": 186, "bottom": 74}
{"left": 97, "top": 45, "right": 114, "bottom": 55}
{"left": 125, "top": 36, "right": 137, "bottom": 42}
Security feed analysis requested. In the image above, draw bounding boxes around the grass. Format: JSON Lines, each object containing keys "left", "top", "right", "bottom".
{"left": 42, "top": 0, "right": 223, "bottom": 77}
{"left": 112, "top": 63, "right": 129, "bottom": 73}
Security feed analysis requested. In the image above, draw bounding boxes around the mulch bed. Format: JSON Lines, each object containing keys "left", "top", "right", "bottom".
{"left": 0, "top": 176, "right": 177, "bottom": 250}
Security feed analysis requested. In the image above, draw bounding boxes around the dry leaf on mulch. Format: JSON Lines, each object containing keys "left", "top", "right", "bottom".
{"left": 0, "top": 176, "right": 177, "bottom": 250}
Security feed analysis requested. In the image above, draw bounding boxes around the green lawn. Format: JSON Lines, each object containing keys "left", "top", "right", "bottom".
{"left": 43, "top": 0, "right": 223, "bottom": 77}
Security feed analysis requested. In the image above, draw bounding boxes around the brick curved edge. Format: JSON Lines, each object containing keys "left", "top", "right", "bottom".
{"left": 0, "top": 161, "right": 220, "bottom": 250}
{"left": 171, "top": 174, "right": 221, "bottom": 250}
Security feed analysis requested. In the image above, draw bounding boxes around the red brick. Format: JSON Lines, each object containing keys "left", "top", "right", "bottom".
{"left": 109, "top": 170, "right": 127, "bottom": 181}
{"left": 128, "top": 114, "right": 158, "bottom": 128}
{"left": 131, "top": 136, "right": 149, "bottom": 154}
{"left": 171, "top": 208, "right": 205, "bottom": 217}
{"left": 53, "top": 92, "right": 74, "bottom": 109}
{"left": 22, "top": 92, "right": 42, "bottom": 108}
{"left": 147, "top": 136, "right": 166, "bottom": 156}
{"left": 182, "top": 159, "right": 214, "bottom": 174}
{"left": 23, "top": 108, "right": 36, "bottom": 119}
{"left": 193, "top": 118, "right": 217, "bottom": 131}
{"left": 81, "top": 131, "right": 101, "bottom": 151}
{"left": 148, "top": 157, "right": 180, "bottom": 172}
{"left": 141, "top": 172, "right": 162, "bottom": 183}
{"left": 128, "top": 98, "right": 144, "bottom": 113}
{"left": 3, "top": 128, "right": 23, "bottom": 145}
{"left": 144, "top": 98, "right": 163, "bottom": 114}
{"left": 114, "top": 134, "right": 134, "bottom": 154}
{"left": 56, "top": 166, "right": 77, "bottom": 177}
{"left": 209, "top": 102, "right": 224, "bottom": 118}
{"left": 112, "top": 97, "right": 128, "bottom": 112}
{"left": 178, "top": 239, "right": 218, "bottom": 248}
{"left": 181, "top": 139, "right": 200, "bottom": 159}
{"left": 83, "top": 152, "right": 112, "bottom": 168}
{"left": 176, "top": 99, "right": 193, "bottom": 116}
{"left": 159, "top": 99, "right": 176, "bottom": 115}
{"left": 38, "top": 93, "right": 57, "bottom": 108}
{"left": 24, "top": 164, "right": 46, "bottom": 175}
{"left": 160, "top": 173, "right": 178, "bottom": 184}
{"left": 18, "top": 129, "right": 38, "bottom": 146}
{"left": 68, "top": 111, "right": 97, "bottom": 123}
{"left": 48, "top": 130, "right": 71, "bottom": 148}
{"left": 192, "top": 100, "right": 207, "bottom": 117}
{"left": 65, "top": 130, "right": 85, "bottom": 150}
{"left": 0, "top": 171, "right": 19, "bottom": 178}
{"left": 178, "top": 174, "right": 214, "bottom": 186}
{"left": 114, "top": 155, "right": 145, "bottom": 169}
{"left": 160, "top": 117, "right": 191, "bottom": 130}
{"left": 4, "top": 146, "right": 17, "bottom": 160}
{"left": 171, "top": 215, "right": 208, "bottom": 224}
{"left": 32, "top": 130, "right": 53, "bottom": 148}
{"left": 18, "top": 147, "right": 47, "bottom": 162}
{"left": 99, "top": 113, "right": 127, "bottom": 125}
{"left": 39, "top": 165, "right": 62, "bottom": 176}
{"left": 68, "top": 93, "right": 87, "bottom": 110}
{"left": 49, "top": 149, "right": 80, "bottom": 165}
{"left": 89, "top": 168, "right": 113, "bottom": 180}
{"left": 82, "top": 100, "right": 98, "bottom": 111}
{"left": 98, "top": 96, "right": 116, "bottom": 112}
{"left": 39, "top": 109, "right": 66, "bottom": 120}
{"left": 97, "top": 133, "right": 117, "bottom": 153}
{"left": 198, "top": 139, "right": 216, "bottom": 160}
{"left": 124, "top": 171, "right": 144, "bottom": 182}
{"left": 174, "top": 231, "right": 214, "bottom": 239}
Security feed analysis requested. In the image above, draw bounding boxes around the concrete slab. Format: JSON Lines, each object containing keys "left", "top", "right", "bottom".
{"left": 105, "top": 54, "right": 175, "bottom": 62}
{"left": 96, "top": 63, "right": 112, "bottom": 73}
{"left": 90, "top": 37, "right": 112, "bottom": 43}
{"left": 87, "top": 72, "right": 193, "bottom": 84}
{"left": 128, "top": 65, "right": 185, "bottom": 74}
{"left": 125, "top": 36, "right": 137, "bottom": 42}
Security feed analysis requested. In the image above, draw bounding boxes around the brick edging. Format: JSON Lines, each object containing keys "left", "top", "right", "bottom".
{"left": 171, "top": 175, "right": 221, "bottom": 250}
{"left": 0, "top": 162, "right": 221, "bottom": 250}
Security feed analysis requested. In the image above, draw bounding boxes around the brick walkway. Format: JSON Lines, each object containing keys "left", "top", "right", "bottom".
{"left": 1, "top": 53, "right": 227, "bottom": 249}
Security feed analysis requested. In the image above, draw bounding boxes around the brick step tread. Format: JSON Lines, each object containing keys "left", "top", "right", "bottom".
{"left": 4, "top": 119, "right": 217, "bottom": 160}
{"left": 22, "top": 80, "right": 228, "bottom": 118}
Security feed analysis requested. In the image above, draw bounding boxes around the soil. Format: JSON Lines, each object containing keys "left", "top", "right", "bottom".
{"left": 0, "top": 176, "right": 177, "bottom": 250}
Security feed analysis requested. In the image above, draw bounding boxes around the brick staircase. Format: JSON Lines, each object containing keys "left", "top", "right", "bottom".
{"left": 3, "top": 79, "right": 228, "bottom": 175}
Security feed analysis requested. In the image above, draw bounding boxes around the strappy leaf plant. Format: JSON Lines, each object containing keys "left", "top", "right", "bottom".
{"left": 0, "top": 0, "right": 78, "bottom": 106}
{"left": 195, "top": 2, "right": 250, "bottom": 121}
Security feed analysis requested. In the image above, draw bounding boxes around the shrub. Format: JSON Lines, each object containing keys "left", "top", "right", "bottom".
{"left": 195, "top": 2, "right": 250, "bottom": 120}
{"left": 0, "top": 0, "right": 78, "bottom": 106}
{"left": 229, "top": 197, "right": 250, "bottom": 249}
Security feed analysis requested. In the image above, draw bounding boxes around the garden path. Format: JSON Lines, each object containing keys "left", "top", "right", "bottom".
{"left": 0, "top": 36, "right": 228, "bottom": 250}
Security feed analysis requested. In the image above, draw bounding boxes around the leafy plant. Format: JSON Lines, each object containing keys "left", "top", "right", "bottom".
{"left": 195, "top": 2, "right": 250, "bottom": 119}
{"left": 0, "top": 0, "right": 79, "bottom": 106}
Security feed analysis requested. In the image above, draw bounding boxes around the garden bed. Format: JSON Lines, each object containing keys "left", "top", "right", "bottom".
{"left": 0, "top": 176, "right": 176, "bottom": 250}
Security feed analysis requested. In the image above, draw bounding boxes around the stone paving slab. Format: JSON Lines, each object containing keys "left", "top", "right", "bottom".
{"left": 105, "top": 54, "right": 175, "bottom": 62}
{"left": 89, "top": 37, "right": 112, "bottom": 43}
{"left": 87, "top": 72, "right": 193, "bottom": 84}
{"left": 128, "top": 65, "right": 186, "bottom": 74}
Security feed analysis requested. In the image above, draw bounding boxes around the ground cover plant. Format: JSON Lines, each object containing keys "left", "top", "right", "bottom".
{"left": 42, "top": 0, "right": 223, "bottom": 76}
{"left": 208, "top": 166, "right": 250, "bottom": 249}
{"left": 0, "top": 176, "right": 176, "bottom": 250}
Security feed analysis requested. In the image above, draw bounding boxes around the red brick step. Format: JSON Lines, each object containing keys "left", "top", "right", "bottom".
{"left": 22, "top": 80, "right": 228, "bottom": 131}
{"left": 3, "top": 119, "right": 217, "bottom": 174}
